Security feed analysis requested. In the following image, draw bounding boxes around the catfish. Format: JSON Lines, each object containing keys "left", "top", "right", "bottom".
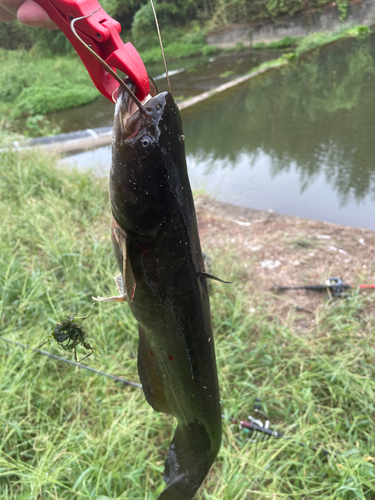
{"left": 98, "top": 80, "right": 222, "bottom": 499}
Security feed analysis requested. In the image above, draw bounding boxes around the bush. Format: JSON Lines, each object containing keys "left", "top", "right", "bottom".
{"left": 0, "top": 21, "right": 34, "bottom": 50}
{"left": 132, "top": 2, "right": 185, "bottom": 47}
{"left": 267, "top": 36, "right": 300, "bottom": 49}
{"left": 0, "top": 50, "right": 99, "bottom": 118}
{"left": 345, "top": 25, "right": 370, "bottom": 38}
{"left": 14, "top": 84, "right": 99, "bottom": 116}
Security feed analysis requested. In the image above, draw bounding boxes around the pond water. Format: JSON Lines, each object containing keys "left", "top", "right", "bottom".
{"left": 64, "top": 34, "right": 375, "bottom": 229}
{"left": 43, "top": 48, "right": 277, "bottom": 134}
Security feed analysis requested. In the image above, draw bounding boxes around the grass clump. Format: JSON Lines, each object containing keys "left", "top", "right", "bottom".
{"left": 140, "top": 40, "right": 218, "bottom": 65}
{"left": 0, "top": 49, "right": 99, "bottom": 118}
{"left": 1, "top": 148, "right": 375, "bottom": 498}
{"left": 267, "top": 36, "right": 300, "bottom": 49}
{"left": 248, "top": 25, "right": 370, "bottom": 81}
{"left": 253, "top": 36, "right": 300, "bottom": 51}
{"left": 15, "top": 84, "right": 98, "bottom": 116}
{"left": 296, "top": 25, "right": 370, "bottom": 55}
{"left": 252, "top": 26, "right": 370, "bottom": 55}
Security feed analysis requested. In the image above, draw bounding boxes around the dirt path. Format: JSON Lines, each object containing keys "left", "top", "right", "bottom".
{"left": 196, "top": 196, "right": 375, "bottom": 316}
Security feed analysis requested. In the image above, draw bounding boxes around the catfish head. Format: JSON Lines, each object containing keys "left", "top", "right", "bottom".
{"left": 110, "top": 81, "right": 186, "bottom": 238}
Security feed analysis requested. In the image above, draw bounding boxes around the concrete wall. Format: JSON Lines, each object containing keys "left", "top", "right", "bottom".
{"left": 206, "top": 0, "right": 375, "bottom": 47}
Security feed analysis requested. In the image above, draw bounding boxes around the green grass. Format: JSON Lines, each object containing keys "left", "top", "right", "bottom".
{"left": 253, "top": 36, "right": 300, "bottom": 50}
{"left": 251, "top": 25, "right": 370, "bottom": 55}
{"left": 295, "top": 25, "right": 371, "bottom": 56}
{"left": 247, "top": 26, "right": 370, "bottom": 79}
{"left": 0, "top": 49, "right": 99, "bottom": 119}
{"left": 1, "top": 148, "right": 375, "bottom": 499}
{"left": 139, "top": 41, "right": 218, "bottom": 65}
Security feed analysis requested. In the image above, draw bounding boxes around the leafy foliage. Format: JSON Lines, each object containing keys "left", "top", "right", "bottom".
{"left": 15, "top": 84, "right": 99, "bottom": 116}
{"left": 337, "top": 0, "right": 350, "bottom": 21}
{"left": 0, "top": 21, "right": 34, "bottom": 50}
{"left": 24, "top": 114, "right": 60, "bottom": 137}
{"left": 0, "top": 49, "right": 99, "bottom": 117}
{"left": 267, "top": 36, "right": 300, "bottom": 48}
{"left": 296, "top": 25, "right": 370, "bottom": 55}
{"left": 1, "top": 0, "right": 354, "bottom": 55}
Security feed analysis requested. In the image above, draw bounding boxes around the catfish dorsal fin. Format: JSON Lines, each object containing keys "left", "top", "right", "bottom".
{"left": 199, "top": 272, "right": 231, "bottom": 284}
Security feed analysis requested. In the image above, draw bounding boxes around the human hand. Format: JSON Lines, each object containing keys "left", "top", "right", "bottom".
{"left": 0, "top": 0, "right": 58, "bottom": 28}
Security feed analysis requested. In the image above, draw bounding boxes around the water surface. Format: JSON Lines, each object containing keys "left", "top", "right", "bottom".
{"left": 37, "top": 48, "right": 276, "bottom": 134}
{"left": 64, "top": 34, "right": 375, "bottom": 229}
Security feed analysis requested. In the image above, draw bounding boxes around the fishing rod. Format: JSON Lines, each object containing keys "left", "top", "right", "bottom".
{"left": 0, "top": 336, "right": 336, "bottom": 456}
{"left": 229, "top": 400, "right": 333, "bottom": 457}
{"left": 232, "top": 417, "right": 332, "bottom": 456}
{"left": 272, "top": 277, "right": 375, "bottom": 297}
{"left": 0, "top": 336, "right": 142, "bottom": 389}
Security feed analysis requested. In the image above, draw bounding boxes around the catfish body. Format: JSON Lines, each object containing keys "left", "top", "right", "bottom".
{"left": 110, "top": 84, "right": 222, "bottom": 499}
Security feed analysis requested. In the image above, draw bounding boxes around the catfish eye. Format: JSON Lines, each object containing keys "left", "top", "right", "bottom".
{"left": 140, "top": 135, "right": 152, "bottom": 151}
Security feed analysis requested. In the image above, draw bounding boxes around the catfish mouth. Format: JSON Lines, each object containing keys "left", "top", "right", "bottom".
{"left": 115, "top": 79, "right": 153, "bottom": 140}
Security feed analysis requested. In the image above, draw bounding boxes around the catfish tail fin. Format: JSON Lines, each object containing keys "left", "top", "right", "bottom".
{"left": 157, "top": 421, "right": 221, "bottom": 500}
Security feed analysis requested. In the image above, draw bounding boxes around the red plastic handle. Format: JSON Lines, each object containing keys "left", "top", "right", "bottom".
{"left": 33, "top": 0, "right": 149, "bottom": 101}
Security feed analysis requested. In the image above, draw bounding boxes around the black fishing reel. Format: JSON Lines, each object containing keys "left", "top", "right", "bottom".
{"left": 326, "top": 277, "right": 345, "bottom": 296}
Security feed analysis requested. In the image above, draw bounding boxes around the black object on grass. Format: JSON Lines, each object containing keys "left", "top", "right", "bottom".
{"left": 230, "top": 399, "right": 334, "bottom": 457}
{"left": 0, "top": 336, "right": 141, "bottom": 388}
{"left": 272, "top": 276, "right": 375, "bottom": 298}
{"left": 39, "top": 314, "right": 94, "bottom": 363}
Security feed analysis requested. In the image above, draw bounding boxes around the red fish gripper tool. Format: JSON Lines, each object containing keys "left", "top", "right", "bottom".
{"left": 33, "top": 0, "right": 150, "bottom": 102}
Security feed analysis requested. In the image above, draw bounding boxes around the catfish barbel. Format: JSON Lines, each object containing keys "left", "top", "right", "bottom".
{"left": 95, "top": 80, "right": 222, "bottom": 499}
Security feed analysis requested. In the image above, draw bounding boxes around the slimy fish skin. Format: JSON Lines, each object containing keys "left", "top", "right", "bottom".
{"left": 107, "top": 80, "right": 222, "bottom": 499}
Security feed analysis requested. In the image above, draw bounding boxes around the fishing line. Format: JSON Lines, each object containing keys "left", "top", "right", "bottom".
{"left": 70, "top": 9, "right": 145, "bottom": 110}
{"left": 0, "top": 335, "right": 142, "bottom": 388}
{"left": 149, "top": 0, "right": 172, "bottom": 94}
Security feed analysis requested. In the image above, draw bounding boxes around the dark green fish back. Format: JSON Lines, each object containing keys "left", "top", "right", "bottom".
{"left": 110, "top": 85, "right": 222, "bottom": 499}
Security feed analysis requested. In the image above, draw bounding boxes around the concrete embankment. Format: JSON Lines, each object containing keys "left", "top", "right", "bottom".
{"left": 206, "top": 0, "right": 375, "bottom": 47}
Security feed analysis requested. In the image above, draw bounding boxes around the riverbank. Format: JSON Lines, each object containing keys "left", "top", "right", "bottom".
{"left": 1, "top": 146, "right": 374, "bottom": 498}
{"left": 206, "top": 0, "right": 375, "bottom": 47}
{"left": 0, "top": 17, "right": 372, "bottom": 137}
{"left": 196, "top": 196, "right": 375, "bottom": 312}
{"left": 5, "top": 23, "right": 371, "bottom": 152}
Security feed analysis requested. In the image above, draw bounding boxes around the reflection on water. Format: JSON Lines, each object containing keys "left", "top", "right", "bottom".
{"left": 64, "top": 34, "right": 375, "bottom": 229}
{"left": 38, "top": 48, "right": 276, "bottom": 134}
{"left": 182, "top": 34, "right": 375, "bottom": 228}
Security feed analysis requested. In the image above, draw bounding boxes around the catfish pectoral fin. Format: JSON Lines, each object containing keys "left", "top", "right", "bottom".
{"left": 92, "top": 273, "right": 127, "bottom": 302}
{"left": 138, "top": 325, "right": 171, "bottom": 414}
{"left": 113, "top": 273, "right": 125, "bottom": 295}
{"left": 158, "top": 422, "right": 220, "bottom": 500}
{"left": 111, "top": 220, "right": 137, "bottom": 301}
{"left": 92, "top": 295, "right": 126, "bottom": 302}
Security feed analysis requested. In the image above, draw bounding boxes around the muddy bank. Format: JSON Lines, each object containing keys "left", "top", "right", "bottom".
{"left": 196, "top": 196, "right": 375, "bottom": 314}
{"left": 206, "top": 0, "right": 375, "bottom": 47}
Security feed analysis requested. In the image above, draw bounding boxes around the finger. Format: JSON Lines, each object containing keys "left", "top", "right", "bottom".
{"left": 17, "top": 0, "right": 58, "bottom": 29}
{"left": 0, "top": 5, "right": 16, "bottom": 21}
{"left": 0, "top": 0, "right": 24, "bottom": 16}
